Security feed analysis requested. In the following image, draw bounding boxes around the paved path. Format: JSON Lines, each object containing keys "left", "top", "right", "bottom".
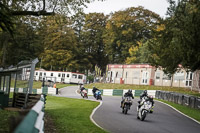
{"left": 59, "top": 86, "right": 200, "bottom": 133}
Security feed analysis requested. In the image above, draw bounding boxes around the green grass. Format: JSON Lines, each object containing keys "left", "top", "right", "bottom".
{"left": 10, "top": 79, "right": 74, "bottom": 89}
{"left": 45, "top": 96, "right": 107, "bottom": 133}
{"left": 10, "top": 79, "right": 42, "bottom": 89}
{"left": 156, "top": 99, "right": 200, "bottom": 122}
{"left": 0, "top": 110, "right": 19, "bottom": 133}
{"left": 85, "top": 83, "right": 200, "bottom": 97}
{"left": 56, "top": 83, "right": 74, "bottom": 89}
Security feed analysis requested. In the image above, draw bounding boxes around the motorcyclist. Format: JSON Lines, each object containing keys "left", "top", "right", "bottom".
{"left": 80, "top": 85, "right": 86, "bottom": 96}
{"left": 120, "top": 89, "right": 134, "bottom": 108}
{"left": 138, "top": 90, "right": 154, "bottom": 112}
{"left": 140, "top": 90, "right": 148, "bottom": 99}
{"left": 92, "top": 86, "right": 99, "bottom": 98}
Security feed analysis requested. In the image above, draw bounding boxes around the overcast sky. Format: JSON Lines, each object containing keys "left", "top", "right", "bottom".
{"left": 84, "top": 0, "right": 171, "bottom": 18}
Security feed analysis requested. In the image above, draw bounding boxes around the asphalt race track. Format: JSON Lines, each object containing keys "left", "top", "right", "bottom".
{"left": 59, "top": 86, "right": 200, "bottom": 133}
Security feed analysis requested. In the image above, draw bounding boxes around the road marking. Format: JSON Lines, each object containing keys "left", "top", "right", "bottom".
{"left": 75, "top": 89, "right": 105, "bottom": 130}
{"left": 90, "top": 101, "right": 104, "bottom": 130}
{"left": 156, "top": 100, "right": 200, "bottom": 125}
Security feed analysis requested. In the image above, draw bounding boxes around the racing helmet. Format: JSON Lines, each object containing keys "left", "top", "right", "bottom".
{"left": 143, "top": 90, "right": 147, "bottom": 95}
{"left": 128, "top": 89, "right": 132, "bottom": 93}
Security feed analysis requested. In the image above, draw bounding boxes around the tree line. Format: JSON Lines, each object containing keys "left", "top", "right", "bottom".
{"left": 0, "top": 0, "right": 199, "bottom": 76}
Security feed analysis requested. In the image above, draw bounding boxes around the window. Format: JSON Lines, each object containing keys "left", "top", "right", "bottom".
{"left": 58, "top": 73, "right": 61, "bottom": 77}
{"left": 186, "top": 72, "right": 193, "bottom": 86}
{"left": 133, "top": 71, "right": 140, "bottom": 79}
{"left": 163, "top": 73, "right": 171, "bottom": 80}
{"left": 116, "top": 71, "right": 122, "bottom": 78}
{"left": 39, "top": 72, "right": 42, "bottom": 76}
{"left": 67, "top": 74, "right": 70, "bottom": 78}
{"left": 155, "top": 72, "right": 160, "bottom": 79}
{"left": 174, "top": 71, "right": 184, "bottom": 80}
{"left": 72, "top": 74, "right": 77, "bottom": 78}
{"left": 36, "top": 72, "right": 38, "bottom": 75}
{"left": 51, "top": 73, "right": 53, "bottom": 76}
{"left": 62, "top": 74, "right": 65, "bottom": 77}
{"left": 186, "top": 72, "right": 193, "bottom": 80}
{"left": 78, "top": 75, "right": 83, "bottom": 79}
{"left": 44, "top": 73, "right": 46, "bottom": 76}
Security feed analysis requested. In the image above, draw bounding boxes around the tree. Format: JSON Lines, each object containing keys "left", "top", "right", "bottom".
{"left": 0, "top": 0, "right": 105, "bottom": 69}
{"left": 0, "top": 0, "right": 104, "bottom": 33}
{"left": 125, "top": 40, "right": 151, "bottom": 64}
{"left": 81, "top": 13, "right": 109, "bottom": 71}
{"left": 104, "top": 7, "right": 160, "bottom": 64}
{"left": 39, "top": 15, "right": 78, "bottom": 71}
{"left": 148, "top": 0, "right": 200, "bottom": 74}
{"left": 0, "top": 19, "right": 42, "bottom": 67}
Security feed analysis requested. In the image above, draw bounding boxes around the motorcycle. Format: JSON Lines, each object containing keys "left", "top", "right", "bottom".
{"left": 81, "top": 89, "right": 88, "bottom": 98}
{"left": 121, "top": 96, "right": 132, "bottom": 114}
{"left": 95, "top": 90, "right": 102, "bottom": 100}
{"left": 137, "top": 96, "right": 153, "bottom": 121}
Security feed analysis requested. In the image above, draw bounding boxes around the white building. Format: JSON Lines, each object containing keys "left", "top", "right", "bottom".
{"left": 34, "top": 70, "right": 86, "bottom": 84}
{"left": 106, "top": 64, "right": 200, "bottom": 91}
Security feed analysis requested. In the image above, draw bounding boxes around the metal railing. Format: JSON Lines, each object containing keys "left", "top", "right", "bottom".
{"left": 14, "top": 95, "right": 46, "bottom": 133}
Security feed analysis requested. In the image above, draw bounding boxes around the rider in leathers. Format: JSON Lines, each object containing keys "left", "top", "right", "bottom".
{"left": 92, "top": 86, "right": 99, "bottom": 98}
{"left": 80, "top": 85, "right": 86, "bottom": 96}
{"left": 138, "top": 90, "right": 154, "bottom": 112}
{"left": 120, "top": 89, "right": 134, "bottom": 108}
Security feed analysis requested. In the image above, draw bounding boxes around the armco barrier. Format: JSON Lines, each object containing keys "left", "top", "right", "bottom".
{"left": 103, "top": 89, "right": 113, "bottom": 96}
{"left": 32, "top": 89, "right": 37, "bottom": 94}
{"left": 10, "top": 87, "right": 57, "bottom": 95}
{"left": 135, "top": 90, "right": 143, "bottom": 97}
{"left": 113, "top": 90, "right": 123, "bottom": 96}
{"left": 178, "top": 94, "right": 184, "bottom": 105}
{"left": 195, "top": 98, "right": 200, "bottom": 109}
{"left": 155, "top": 90, "right": 159, "bottom": 99}
{"left": 156, "top": 90, "right": 200, "bottom": 110}
{"left": 173, "top": 93, "right": 179, "bottom": 104}
{"left": 42, "top": 86, "right": 48, "bottom": 94}
{"left": 87, "top": 89, "right": 156, "bottom": 97}
{"left": 189, "top": 96, "right": 196, "bottom": 108}
{"left": 14, "top": 95, "right": 45, "bottom": 133}
{"left": 182, "top": 95, "right": 190, "bottom": 106}
{"left": 168, "top": 92, "right": 173, "bottom": 102}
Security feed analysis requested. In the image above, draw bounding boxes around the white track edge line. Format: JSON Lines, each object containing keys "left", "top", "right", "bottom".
{"left": 156, "top": 100, "right": 200, "bottom": 125}
{"left": 75, "top": 89, "right": 104, "bottom": 130}
{"left": 90, "top": 101, "right": 104, "bottom": 130}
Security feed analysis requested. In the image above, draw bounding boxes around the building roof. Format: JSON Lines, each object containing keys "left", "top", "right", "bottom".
{"left": 107, "top": 64, "right": 153, "bottom": 69}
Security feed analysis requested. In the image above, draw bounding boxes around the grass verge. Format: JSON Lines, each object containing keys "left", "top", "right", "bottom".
{"left": 45, "top": 96, "right": 107, "bottom": 133}
{"left": 0, "top": 110, "right": 19, "bottom": 132}
{"left": 156, "top": 99, "right": 200, "bottom": 122}
{"left": 85, "top": 83, "right": 200, "bottom": 97}
{"left": 56, "top": 83, "right": 75, "bottom": 89}
{"left": 10, "top": 79, "right": 74, "bottom": 89}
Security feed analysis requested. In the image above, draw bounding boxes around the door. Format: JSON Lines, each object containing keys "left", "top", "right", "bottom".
{"left": 186, "top": 72, "right": 193, "bottom": 87}
{"left": 142, "top": 71, "right": 149, "bottom": 84}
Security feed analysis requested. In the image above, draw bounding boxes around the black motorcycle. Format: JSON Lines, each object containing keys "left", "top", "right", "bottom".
{"left": 122, "top": 96, "right": 132, "bottom": 114}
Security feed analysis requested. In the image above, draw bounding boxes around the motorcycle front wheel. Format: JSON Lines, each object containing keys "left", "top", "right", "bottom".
{"left": 141, "top": 110, "right": 146, "bottom": 121}
{"left": 124, "top": 105, "right": 129, "bottom": 114}
{"left": 99, "top": 95, "right": 102, "bottom": 100}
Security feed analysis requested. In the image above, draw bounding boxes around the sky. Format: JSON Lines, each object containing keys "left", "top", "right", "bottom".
{"left": 84, "top": 0, "right": 171, "bottom": 18}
